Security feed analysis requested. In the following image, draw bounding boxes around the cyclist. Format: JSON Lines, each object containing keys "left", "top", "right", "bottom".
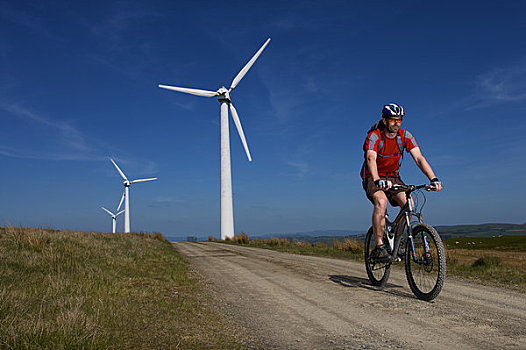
{"left": 360, "top": 103, "right": 442, "bottom": 262}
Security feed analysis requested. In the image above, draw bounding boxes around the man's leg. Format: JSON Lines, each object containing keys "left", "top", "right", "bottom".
{"left": 391, "top": 191, "right": 407, "bottom": 208}
{"left": 372, "top": 190, "right": 388, "bottom": 246}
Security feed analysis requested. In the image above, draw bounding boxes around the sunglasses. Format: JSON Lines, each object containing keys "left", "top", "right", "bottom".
{"left": 387, "top": 118, "right": 403, "bottom": 124}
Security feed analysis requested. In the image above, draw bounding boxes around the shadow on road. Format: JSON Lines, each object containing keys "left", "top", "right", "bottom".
{"left": 329, "top": 275, "right": 416, "bottom": 299}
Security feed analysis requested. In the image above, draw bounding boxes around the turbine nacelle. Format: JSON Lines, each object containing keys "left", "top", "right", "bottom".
{"left": 217, "top": 87, "right": 231, "bottom": 102}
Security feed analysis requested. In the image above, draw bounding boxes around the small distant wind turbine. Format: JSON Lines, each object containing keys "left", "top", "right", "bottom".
{"left": 158, "top": 38, "right": 271, "bottom": 240}
{"left": 101, "top": 192, "right": 125, "bottom": 233}
{"left": 110, "top": 158, "right": 158, "bottom": 233}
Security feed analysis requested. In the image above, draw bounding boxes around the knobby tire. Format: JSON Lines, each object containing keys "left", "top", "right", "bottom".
{"left": 404, "top": 224, "right": 446, "bottom": 301}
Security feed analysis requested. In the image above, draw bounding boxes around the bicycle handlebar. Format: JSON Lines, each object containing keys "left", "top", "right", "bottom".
{"left": 391, "top": 184, "right": 437, "bottom": 192}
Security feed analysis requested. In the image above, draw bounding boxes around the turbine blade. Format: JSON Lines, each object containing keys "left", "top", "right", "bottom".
{"left": 131, "top": 177, "right": 158, "bottom": 184}
{"left": 110, "top": 158, "right": 128, "bottom": 181}
{"left": 158, "top": 84, "right": 218, "bottom": 97}
{"left": 117, "top": 192, "right": 125, "bottom": 211}
{"left": 230, "top": 38, "right": 271, "bottom": 91}
{"left": 116, "top": 210, "right": 125, "bottom": 217}
{"left": 101, "top": 207, "right": 114, "bottom": 216}
{"left": 229, "top": 103, "right": 252, "bottom": 162}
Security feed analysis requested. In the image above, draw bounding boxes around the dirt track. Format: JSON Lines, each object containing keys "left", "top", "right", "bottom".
{"left": 174, "top": 242, "right": 525, "bottom": 349}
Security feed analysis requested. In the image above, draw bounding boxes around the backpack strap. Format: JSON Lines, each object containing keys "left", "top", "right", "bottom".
{"left": 377, "top": 130, "right": 404, "bottom": 158}
{"left": 367, "top": 121, "right": 405, "bottom": 156}
{"left": 396, "top": 130, "right": 406, "bottom": 173}
{"left": 396, "top": 132, "right": 404, "bottom": 158}
{"left": 377, "top": 130, "right": 405, "bottom": 177}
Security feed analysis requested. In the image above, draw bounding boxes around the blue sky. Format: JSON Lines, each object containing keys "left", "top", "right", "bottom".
{"left": 1, "top": 1, "right": 525, "bottom": 240}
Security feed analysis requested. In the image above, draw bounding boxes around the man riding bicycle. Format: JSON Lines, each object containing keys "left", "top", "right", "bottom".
{"left": 361, "top": 103, "right": 442, "bottom": 262}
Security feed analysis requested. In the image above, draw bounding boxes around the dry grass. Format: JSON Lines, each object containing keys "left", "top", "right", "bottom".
{"left": 223, "top": 233, "right": 364, "bottom": 260}
{"left": 233, "top": 233, "right": 250, "bottom": 244}
{"left": 314, "top": 241, "right": 328, "bottom": 249}
{"left": 446, "top": 249, "right": 526, "bottom": 272}
{"left": 446, "top": 248, "right": 526, "bottom": 289}
{"left": 0, "top": 226, "right": 243, "bottom": 349}
{"left": 333, "top": 238, "right": 363, "bottom": 253}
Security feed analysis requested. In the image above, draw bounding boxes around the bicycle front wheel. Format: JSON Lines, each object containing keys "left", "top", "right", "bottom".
{"left": 405, "top": 224, "right": 446, "bottom": 301}
{"left": 364, "top": 226, "right": 391, "bottom": 287}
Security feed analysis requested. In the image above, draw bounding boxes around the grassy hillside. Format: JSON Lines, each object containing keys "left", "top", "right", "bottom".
{"left": 444, "top": 235, "right": 526, "bottom": 251}
{"left": 436, "top": 223, "right": 526, "bottom": 238}
{"left": 0, "top": 227, "right": 242, "bottom": 349}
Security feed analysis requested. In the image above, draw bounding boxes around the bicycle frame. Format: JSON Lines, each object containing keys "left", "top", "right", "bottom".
{"left": 387, "top": 187, "right": 432, "bottom": 264}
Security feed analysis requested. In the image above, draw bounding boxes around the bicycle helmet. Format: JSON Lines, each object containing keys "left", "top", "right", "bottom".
{"left": 382, "top": 103, "right": 405, "bottom": 118}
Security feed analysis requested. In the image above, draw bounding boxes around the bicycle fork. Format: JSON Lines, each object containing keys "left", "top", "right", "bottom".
{"left": 405, "top": 204, "right": 431, "bottom": 264}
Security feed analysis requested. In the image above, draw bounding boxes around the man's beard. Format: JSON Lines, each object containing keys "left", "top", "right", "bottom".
{"left": 387, "top": 124, "right": 399, "bottom": 133}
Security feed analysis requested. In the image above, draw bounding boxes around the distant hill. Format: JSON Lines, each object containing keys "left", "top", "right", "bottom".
{"left": 435, "top": 223, "right": 526, "bottom": 239}
{"left": 256, "top": 223, "right": 526, "bottom": 242}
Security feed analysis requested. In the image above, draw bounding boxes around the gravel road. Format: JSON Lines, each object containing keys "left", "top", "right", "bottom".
{"left": 174, "top": 242, "right": 525, "bottom": 350}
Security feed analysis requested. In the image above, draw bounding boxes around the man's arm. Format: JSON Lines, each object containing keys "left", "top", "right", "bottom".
{"left": 409, "top": 147, "right": 442, "bottom": 191}
{"left": 365, "top": 150, "right": 380, "bottom": 181}
{"left": 366, "top": 150, "right": 392, "bottom": 189}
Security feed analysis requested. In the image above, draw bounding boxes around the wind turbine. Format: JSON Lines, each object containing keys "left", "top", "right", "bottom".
{"left": 158, "top": 38, "right": 271, "bottom": 240}
{"left": 101, "top": 192, "right": 125, "bottom": 233}
{"left": 110, "top": 158, "right": 158, "bottom": 233}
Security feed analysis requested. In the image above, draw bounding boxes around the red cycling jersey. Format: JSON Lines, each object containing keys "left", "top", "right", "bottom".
{"left": 360, "top": 128, "right": 418, "bottom": 179}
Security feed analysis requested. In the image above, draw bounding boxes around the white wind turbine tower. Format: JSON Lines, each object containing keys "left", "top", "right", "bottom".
{"left": 101, "top": 192, "right": 125, "bottom": 233}
{"left": 110, "top": 158, "right": 158, "bottom": 233}
{"left": 159, "top": 38, "right": 271, "bottom": 240}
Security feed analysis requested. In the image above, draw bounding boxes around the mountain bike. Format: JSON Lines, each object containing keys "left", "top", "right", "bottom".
{"left": 364, "top": 184, "right": 446, "bottom": 301}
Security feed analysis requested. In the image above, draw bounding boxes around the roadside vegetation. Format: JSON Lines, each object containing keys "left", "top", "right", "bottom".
{"left": 0, "top": 226, "right": 242, "bottom": 349}
{"left": 443, "top": 236, "right": 526, "bottom": 289}
{"left": 213, "top": 233, "right": 526, "bottom": 291}
{"left": 209, "top": 233, "right": 364, "bottom": 260}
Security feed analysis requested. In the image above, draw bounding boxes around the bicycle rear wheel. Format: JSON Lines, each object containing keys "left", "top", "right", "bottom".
{"left": 364, "top": 227, "right": 391, "bottom": 287}
{"left": 405, "top": 224, "right": 446, "bottom": 301}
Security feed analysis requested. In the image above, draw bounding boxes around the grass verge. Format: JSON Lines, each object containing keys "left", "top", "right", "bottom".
{"left": 0, "top": 227, "right": 243, "bottom": 349}
{"left": 444, "top": 236, "right": 526, "bottom": 289}
{"left": 210, "top": 233, "right": 364, "bottom": 261}
{"left": 446, "top": 253, "right": 526, "bottom": 288}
